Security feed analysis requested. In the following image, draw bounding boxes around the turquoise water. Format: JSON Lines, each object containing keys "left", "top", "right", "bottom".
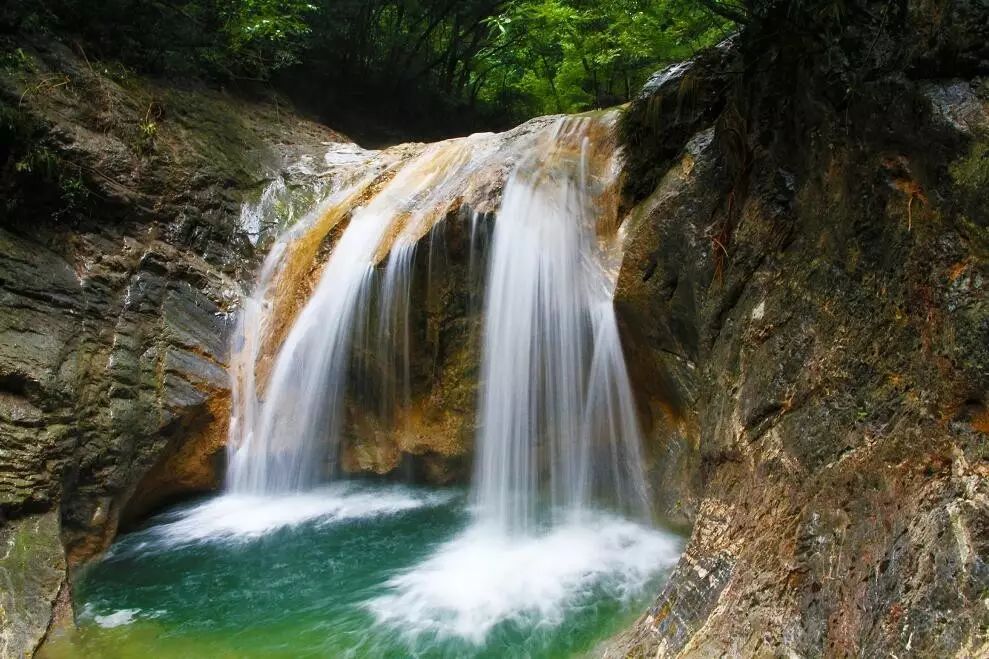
{"left": 45, "top": 483, "right": 681, "bottom": 658}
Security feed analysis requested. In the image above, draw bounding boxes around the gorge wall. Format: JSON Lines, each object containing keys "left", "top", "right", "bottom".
{"left": 0, "top": 38, "right": 521, "bottom": 655}
{"left": 0, "top": 40, "right": 347, "bottom": 655}
{"left": 609, "top": 1, "right": 988, "bottom": 655}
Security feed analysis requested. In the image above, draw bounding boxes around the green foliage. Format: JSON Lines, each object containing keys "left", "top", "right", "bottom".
{"left": 478, "top": 0, "right": 731, "bottom": 117}
{"left": 1, "top": 0, "right": 316, "bottom": 80}
{"left": 140, "top": 120, "right": 158, "bottom": 139}
{"left": 0, "top": 97, "right": 90, "bottom": 223}
{"left": 0, "top": 47, "right": 31, "bottom": 70}
{"left": 13, "top": 145, "right": 57, "bottom": 176}
{"left": 137, "top": 102, "right": 161, "bottom": 152}
{"left": 1, "top": 0, "right": 732, "bottom": 129}
{"left": 218, "top": 0, "right": 317, "bottom": 75}
{"left": 58, "top": 173, "right": 90, "bottom": 210}
{"left": 6, "top": 139, "right": 90, "bottom": 219}
{"left": 138, "top": 118, "right": 158, "bottom": 153}
{"left": 285, "top": 0, "right": 730, "bottom": 129}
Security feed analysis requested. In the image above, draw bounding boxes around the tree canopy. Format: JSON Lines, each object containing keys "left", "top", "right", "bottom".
{"left": 1, "top": 0, "right": 732, "bottom": 136}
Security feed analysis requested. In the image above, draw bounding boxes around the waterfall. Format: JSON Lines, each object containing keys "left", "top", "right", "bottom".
{"left": 226, "top": 172, "right": 382, "bottom": 493}
{"left": 227, "top": 133, "right": 504, "bottom": 493}
{"left": 227, "top": 176, "right": 396, "bottom": 492}
{"left": 473, "top": 116, "right": 649, "bottom": 532}
{"left": 218, "top": 113, "right": 668, "bottom": 645}
{"left": 227, "top": 113, "right": 649, "bottom": 531}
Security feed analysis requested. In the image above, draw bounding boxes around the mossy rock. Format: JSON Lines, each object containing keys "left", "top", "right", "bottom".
{"left": 0, "top": 512, "right": 66, "bottom": 658}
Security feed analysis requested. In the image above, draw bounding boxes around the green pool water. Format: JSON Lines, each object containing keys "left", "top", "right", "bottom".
{"left": 43, "top": 482, "right": 681, "bottom": 658}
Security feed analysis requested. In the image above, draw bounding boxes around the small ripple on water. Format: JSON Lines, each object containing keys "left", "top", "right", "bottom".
{"left": 80, "top": 603, "right": 165, "bottom": 629}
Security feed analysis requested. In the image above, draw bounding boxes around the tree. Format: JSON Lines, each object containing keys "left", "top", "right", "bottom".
{"left": 476, "top": 0, "right": 732, "bottom": 118}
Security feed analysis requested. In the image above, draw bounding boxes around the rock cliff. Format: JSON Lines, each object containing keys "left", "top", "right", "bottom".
{"left": 0, "top": 39, "right": 343, "bottom": 656}
{"left": 610, "top": 1, "right": 988, "bottom": 655}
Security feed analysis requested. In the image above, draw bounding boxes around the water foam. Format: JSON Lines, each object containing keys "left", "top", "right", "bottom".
{"left": 80, "top": 604, "right": 166, "bottom": 629}
{"left": 92, "top": 608, "right": 141, "bottom": 629}
{"left": 122, "top": 483, "right": 456, "bottom": 551}
{"left": 368, "top": 513, "right": 681, "bottom": 644}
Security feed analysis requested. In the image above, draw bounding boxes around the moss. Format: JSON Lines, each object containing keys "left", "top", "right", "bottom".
{"left": 951, "top": 137, "right": 989, "bottom": 197}
{"left": 0, "top": 512, "right": 61, "bottom": 574}
{"left": 949, "top": 133, "right": 989, "bottom": 249}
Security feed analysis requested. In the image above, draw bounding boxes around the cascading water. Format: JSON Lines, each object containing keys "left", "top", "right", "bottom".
{"left": 368, "top": 115, "right": 671, "bottom": 644}
{"left": 227, "top": 170, "right": 392, "bottom": 493}
{"left": 227, "top": 131, "right": 505, "bottom": 493}
{"left": 227, "top": 160, "right": 385, "bottom": 493}
{"left": 61, "top": 114, "right": 683, "bottom": 658}
{"left": 473, "top": 116, "right": 650, "bottom": 532}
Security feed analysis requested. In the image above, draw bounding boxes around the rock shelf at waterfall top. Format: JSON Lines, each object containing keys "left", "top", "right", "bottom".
{"left": 41, "top": 483, "right": 682, "bottom": 658}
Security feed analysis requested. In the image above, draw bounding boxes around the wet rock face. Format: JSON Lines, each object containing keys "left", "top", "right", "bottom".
{"left": 0, "top": 513, "right": 65, "bottom": 657}
{"left": 0, "top": 226, "right": 236, "bottom": 556}
{"left": 340, "top": 206, "right": 490, "bottom": 484}
{"left": 0, "top": 39, "right": 346, "bottom": 654}
{"left": 612, "top": 3, "right": 989, "bottom": 655}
